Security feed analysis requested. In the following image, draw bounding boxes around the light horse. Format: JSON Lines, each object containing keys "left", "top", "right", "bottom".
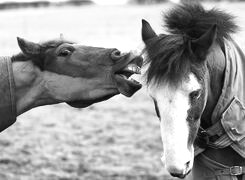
{"left": 4, "top": 36, "right": 142, "bottom": 131}
{"left": 142, "top": 3, "right": 245, "bottom": 180}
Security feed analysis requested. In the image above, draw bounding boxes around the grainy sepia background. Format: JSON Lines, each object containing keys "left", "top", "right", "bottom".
{"left": 0, "top": 0, "right": 245, "bottom": 179}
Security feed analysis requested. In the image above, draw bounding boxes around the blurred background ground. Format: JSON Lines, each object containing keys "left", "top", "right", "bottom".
{"left": 0, "top": 1, "right": 245, "bottom": 180}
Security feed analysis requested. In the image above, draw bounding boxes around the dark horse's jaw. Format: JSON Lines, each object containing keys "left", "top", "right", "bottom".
{"left": 114, "top": 56, "right": 143, "bottom": 97}
{"left": 67, "top": 94, "right": 117, "bottom": 108}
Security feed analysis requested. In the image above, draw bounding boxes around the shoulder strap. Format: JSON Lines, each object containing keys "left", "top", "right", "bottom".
{"left": 195, "top": 121, "right": 233, "bottom": 155}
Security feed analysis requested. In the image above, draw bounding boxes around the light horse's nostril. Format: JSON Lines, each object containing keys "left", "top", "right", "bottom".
{"left": 111, "top": 49, "right": 123, "bottom": 60}
{"left": 185, "top": 161, "right": 191, "bottom": 169}
{"left": 170, "top": 172, "right": 187, "bottom": 179}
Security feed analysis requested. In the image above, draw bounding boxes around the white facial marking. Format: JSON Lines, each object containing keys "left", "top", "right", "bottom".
{"left": 149, "top": 73, "right": 201, "bottom": 175}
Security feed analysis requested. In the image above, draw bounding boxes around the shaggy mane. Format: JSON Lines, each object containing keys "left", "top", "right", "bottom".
{"left": 164, "top": 3, "right": 238, "bottom": 44}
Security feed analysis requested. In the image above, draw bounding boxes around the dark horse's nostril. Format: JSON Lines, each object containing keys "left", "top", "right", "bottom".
{"left": 111, "top": 49, "right": 122, "bottom": 60}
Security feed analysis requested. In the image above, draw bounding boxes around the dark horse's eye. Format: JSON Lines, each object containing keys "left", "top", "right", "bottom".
{"left": 58, "top": 49, "right": 71, "bottom": 57}
{"left": 189, "top": 90, "right": 202, "bottom": 101}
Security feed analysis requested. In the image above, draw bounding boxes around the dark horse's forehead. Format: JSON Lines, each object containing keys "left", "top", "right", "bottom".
{"left": 144, "top": 34, "right": 203, "bottom": 87}
{"left": 40, "top": 39, "right": 75, "bottom": 49}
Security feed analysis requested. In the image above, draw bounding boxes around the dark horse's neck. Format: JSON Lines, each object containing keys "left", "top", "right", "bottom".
{"left": 201, "top": 42, "right": 245, "bottom": 168}
{"left": 11, "top": 54, "right": 58, "bottom": 115}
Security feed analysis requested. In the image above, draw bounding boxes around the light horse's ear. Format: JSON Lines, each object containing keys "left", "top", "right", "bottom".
{"left": 17, "top": 37, "right": 41, "bottom": 56}
{"left": 141, "top": 19, "right": 157, "bottom": 43}
{"left": 189, "top": 24, "right": 217, "bottom": 61}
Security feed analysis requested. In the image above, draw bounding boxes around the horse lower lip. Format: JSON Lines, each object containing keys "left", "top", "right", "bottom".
{"left": 115, "top": 74, "right": 142, "bottom": 97}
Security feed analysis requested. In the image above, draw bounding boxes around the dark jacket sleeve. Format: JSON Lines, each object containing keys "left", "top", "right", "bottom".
{"left": 0, "top": 57, "right": 16, "bottom": 132}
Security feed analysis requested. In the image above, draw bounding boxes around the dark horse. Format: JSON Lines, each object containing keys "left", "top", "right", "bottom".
{"left": 10, "top": 36, "right": 142, "bottom": 119}
{"left": 142, "top": 3, "right": 245, "bottom": 180}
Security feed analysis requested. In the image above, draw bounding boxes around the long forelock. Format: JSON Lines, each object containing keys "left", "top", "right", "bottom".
{"left": 144, "top": 3, "right": 234, "bottom": 88}
{"left": 145, "top": 34, "right": 201, "bottom": 87}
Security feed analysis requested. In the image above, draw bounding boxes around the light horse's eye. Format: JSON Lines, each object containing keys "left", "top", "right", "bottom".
{"left": 189, "top": 89, "right": 202, "bottom": 101}
{"left": 153, "top": 99, "right": 160, "bottom": 119}
{"left": 58, "top": 49, "right": 72, "bottom": 57}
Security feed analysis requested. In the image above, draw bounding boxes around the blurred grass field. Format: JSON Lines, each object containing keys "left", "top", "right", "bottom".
{"left": 1, "top": 2, "right": 245, "bottom": 180}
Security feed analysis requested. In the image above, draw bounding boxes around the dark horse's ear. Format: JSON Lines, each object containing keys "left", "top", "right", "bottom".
{"left": 17, "top": 37, "right": 41, "bottom": 56}
{"left": 141, "top": 19, "right": 157, "bottom": 43}
{"left": 189, "top": 25, "right": 217, "bottom": 61}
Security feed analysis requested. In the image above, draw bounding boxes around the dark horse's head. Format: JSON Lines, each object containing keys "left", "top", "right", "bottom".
{"left": 141, "top": 3, "right": 238, "bottom": 178}
{"left": 14, "top": 37, "right": 143, "bottom": 108}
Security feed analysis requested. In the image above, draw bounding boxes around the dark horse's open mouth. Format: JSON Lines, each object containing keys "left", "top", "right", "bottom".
{"left": 114, "top": 55, "right": 143, "bottom": 97}
{"left": 67, "top": 53, "right": 143, "bottom": 108}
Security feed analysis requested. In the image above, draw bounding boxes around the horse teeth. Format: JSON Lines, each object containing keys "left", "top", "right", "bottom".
{"left": 127, "top": 64, "right": 141, "bottom": 73}
{"left": 127, "top": 66, "right": 134, "bottom": 72}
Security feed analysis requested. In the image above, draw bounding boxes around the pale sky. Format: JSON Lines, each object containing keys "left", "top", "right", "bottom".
{"left": 1, "top": 0, "right": 129, "bottom": 4}
{"left": 91, "top": 0, "right": 129, "bottom": 5}
{"left": 1, "top": 0, "right": 67, "bottom": 2}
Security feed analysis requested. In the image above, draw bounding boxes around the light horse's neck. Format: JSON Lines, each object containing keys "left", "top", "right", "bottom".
{"left": 201, "top": 42, "right": 226, "bottom": 128}
{"left": 201, "top": 42, "right": 245, "bottom": 167}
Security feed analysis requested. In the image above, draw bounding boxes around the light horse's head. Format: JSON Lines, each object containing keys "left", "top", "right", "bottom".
{"left": 14, "top": 37, "right": 143, "bottom": 108}
{"left": 141, "top": 3, "right": 237, "bottom": 178}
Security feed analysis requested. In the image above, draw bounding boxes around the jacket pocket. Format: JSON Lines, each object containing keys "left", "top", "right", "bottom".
{"left": 221, "top": 96, "right": 245, "bottom": 142}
